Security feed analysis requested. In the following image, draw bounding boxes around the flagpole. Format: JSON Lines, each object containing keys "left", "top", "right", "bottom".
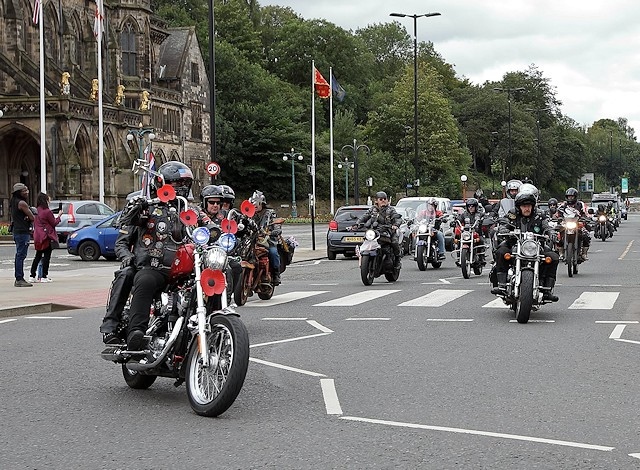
{"left": 329, "top": 67, "right": 335, "bottom": 214}
{"left": 310, "top": 61, "right": 316, "bottom": 250}
{"left": 38, "top": 1, "right": 46, "bottom": 194}
{"left": 96, "top": 0, "right": 105, "bottom": 203}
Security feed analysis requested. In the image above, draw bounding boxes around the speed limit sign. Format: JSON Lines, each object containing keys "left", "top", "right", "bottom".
{"left": 206, "top": 161, "right": 220, "bottom": 176}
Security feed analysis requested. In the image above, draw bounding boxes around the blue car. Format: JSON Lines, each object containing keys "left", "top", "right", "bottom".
{"left": 67, "top": 212, "right": 121, "bottom": 261}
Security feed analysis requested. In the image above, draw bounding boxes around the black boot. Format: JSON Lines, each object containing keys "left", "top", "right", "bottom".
{"left": 542, "top": 278, "right": 559, "bottom": 302}
{"left": 491, "top": 272, "right": 507, "bottom": 295}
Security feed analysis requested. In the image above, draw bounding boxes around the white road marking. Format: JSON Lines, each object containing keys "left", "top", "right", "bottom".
{"left": 399, "top": 289, "right": 472, "bottom": 307}
{"left": 0, "top": 319, "right": 17, "bottom": 324}
{"left": 314, "top": 290, "right": 399, "bottom": 307}
{"left": 262, "top": 317, "right": 308, "bottom": 321}
{"left": 340, "top": 416, "right": 614, "bottom": 452}
{"left": 509, "top": 320, "right": 555, "bottom": 323}
{"left": 482, "top": 298, "right": 510, "bottom": 308}
{"left": 619, "top": 240, "right": 634, "bottom": 260}
{"left": 249, "top": 358, "right": 325, "bottom": 377}
{"left": 609, "top": 324, "right": 626, "bottom": 339}
{"left": 568, "top": 292, "right": 619, "bottom": 310}
{"left": 310, "top": 283, "right": 339, "bottom": 286}
{"left": 345, "top": 318, "right": 390, "bottom": 321}
{"left": 595, "top": 321, "right": 639, "bottom": 324}
{"left": 615, "top": 338, "right": 640, "bottom": 345}
{"left": 425, "top": 319, "right": 474, "bottom": 322}
{"left": 307, "top": 320, "right": 333, "bottom": 333}
{"left": 24, "top": 316, "right": 72, "bottom": 320}
{"left": 320, "top": 379, "right": 343, "bottom": 415}
{"left": 244, "top": 291, "right": 328, "bottom": 307}
{"left": 589, "top": 284, "right": 622, "bottom": 287}
{"left": 250, "top": 332, "right": 331, "bottom": 348}
{"left": 629, "top": 453, "right": 640, "bottom": 460}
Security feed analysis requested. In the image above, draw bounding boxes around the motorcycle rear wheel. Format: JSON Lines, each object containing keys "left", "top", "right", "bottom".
{"left": 234, "top": 269, "right": 251, "bottom": 306}
{"left": 384, "top": 266, "right": 400, "bottom": 282}
{"left": 416, "top": 245, "right": 427, "bottom": 271}
{"left": 258, "top": 288, "right": 274, "bottom": 300}
{"left": 122, "top": 366, "right": 157, "bottom": 389}
{"left": 460, "top": 248, "right": 470, "bottom": 279}
{"left": 516, "top": 270, "right": 534, "bottom": 324}
{"left": 186, "top": 315, "right": 250, "bottom": 417}
{"left": 360, "top": 255, "right": 374, "bottom": 286}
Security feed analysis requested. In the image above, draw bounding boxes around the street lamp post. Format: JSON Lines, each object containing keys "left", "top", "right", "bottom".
{"left": 283, "top": 148, "right": 303, "bottom": 218}
{"left": 494, "top": 87, "right": 525, "bottom": 179}
{"left": 501, "top": 180, "right": 507, "bottom": 199}
{"left": 489, "top": 131, "right": 498, "bottom": 196}
{"left": 337, "top": 158, "right": 355, "bottom": 205}
{"left": 403, "top": 125, "right": 411, "bottom": 196}
{"left": 526, "top": 107, "right": 551, "bottom": 183}
{"left": 390, "top": 12, "right": 441, "bottom": 194}
{"left": 460, "top": 174, "right": 468, "bottom": 201}
{"left": 127, "top": 124, "right": 156, "bottom": 197}
{"left": 340, "top": 139, "right": 370, "bottom": 204}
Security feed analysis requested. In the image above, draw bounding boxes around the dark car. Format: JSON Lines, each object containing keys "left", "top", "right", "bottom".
{"left": 326, "top": 205, "right": 370, "bottom": 260}
{"left": 50, "top": 199, "right": 115, "bottom": 242}
{"left": 66, "top": 212, "right": 121, "bottom": 261}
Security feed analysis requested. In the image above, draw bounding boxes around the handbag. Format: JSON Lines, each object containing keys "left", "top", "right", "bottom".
{"left": 39, "top": 217, "right": 59, "bottom": 250}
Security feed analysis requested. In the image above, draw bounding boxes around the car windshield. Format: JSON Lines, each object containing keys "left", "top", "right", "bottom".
{"left": 335, "top": 209, "right": 367, "bottom": 222}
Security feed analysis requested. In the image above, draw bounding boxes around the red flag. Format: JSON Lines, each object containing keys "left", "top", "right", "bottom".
{"left": 314, "top": 67, "right": 330, "bottom": 99}
{"left": 93, "top": 0, "right": 104, "bottom": 37}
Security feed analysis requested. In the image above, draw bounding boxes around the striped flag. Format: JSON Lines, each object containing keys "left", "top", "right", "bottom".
{"left": 93, "top": 0, "right": 104, "bottom": 37}
{"left": 32, "top": 0, "right": 41, "bottom": 24}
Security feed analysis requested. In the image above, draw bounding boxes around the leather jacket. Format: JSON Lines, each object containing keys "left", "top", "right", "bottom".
{"left": 357, "top": 205, "right": 402, "bottom": 241}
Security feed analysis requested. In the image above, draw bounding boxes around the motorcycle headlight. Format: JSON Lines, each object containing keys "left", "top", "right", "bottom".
{"left": 461, "top": 231, "right": 472, "bottom": 241}
{"left": 365, "top": 229, "right": 376, "bottom": 241}
{"left": 205, "top": 246, "right": 228, "bottom": 270}
{"left": 598, "top": 215, "right": 607, "bottom": 222}
{"left": 219, "top": 233, "right": 237, "bottom": 252}
{"left": 565, "top": 221, "right": 577, "bottom": 230}
{"left": 192, "top": 226, "right": 210, "bottom": 245}
{"left": 521, "top": 240, "right": 539, "bottom": 257}
{"left": 418, "top": 224, "right": 428, "bottom": 234}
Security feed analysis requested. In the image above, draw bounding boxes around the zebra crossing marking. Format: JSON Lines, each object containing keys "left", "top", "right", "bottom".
{"left": 244, "top": 291, "right": 328, "bottom": 307}
{"left": 568, "top": 292, "right": 619, "bottom": 310}
{"left": 314, "top": 290, "right": 400, "bottom": 307}
{"left": 482, "top": 298, "right": 510, "bottom": 309}
{"left": 398, "top": 289, "right": 472, "bottom": 307}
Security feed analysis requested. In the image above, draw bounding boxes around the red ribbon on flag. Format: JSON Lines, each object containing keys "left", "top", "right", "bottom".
{"left": 314, "top": 67, "right": 330, "bottom": 99}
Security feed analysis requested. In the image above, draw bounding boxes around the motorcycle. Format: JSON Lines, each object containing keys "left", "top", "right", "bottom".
{"left": 558, "top": 207, "right": 586, "bottom": 277}
{"left": 594, "top": 213, "right": 613, "bottom": 241}
{"left": 493, "top": 229, "right": 555, "bottom": 324}
{"left": 353, "top": 224, "right": 400, "bottom": 285}
{"left": 453, "top": 217, "right": 486, "bottom": 279}
{"left": 101, "top": 190, "right": 250, "bottom": 417}
{"left": 413, "top": 216, "right": 445, "bottom": 271}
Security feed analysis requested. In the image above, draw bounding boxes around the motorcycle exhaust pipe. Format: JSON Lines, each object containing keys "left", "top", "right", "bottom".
{"left": 126, "top": 317, "right": 185, "bottom": 372}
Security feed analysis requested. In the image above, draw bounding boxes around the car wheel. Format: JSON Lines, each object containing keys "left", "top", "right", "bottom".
{"left": 78, "top": 241, "right": 101, "bottom": 261}
{"left": 327, "top": 249, "right": 337, "bottom": 260}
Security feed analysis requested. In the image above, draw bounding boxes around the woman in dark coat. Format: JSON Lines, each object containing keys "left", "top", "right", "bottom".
{"left": 29, "top": 193, "right": 61, "bottom": 283}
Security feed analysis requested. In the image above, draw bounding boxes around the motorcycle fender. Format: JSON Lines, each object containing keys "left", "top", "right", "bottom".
{"left": 416, "top": 239, "right": 427, "bottom": 246}
{"left": 361, "top": 250, "right": 377, "bottom": 257}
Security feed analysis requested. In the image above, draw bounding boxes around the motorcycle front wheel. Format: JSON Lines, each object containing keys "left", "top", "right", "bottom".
{"left": 186, "top": 315, "right": 250, "bottom": 417}
{"left": 460, "top": 248, "right": 470, "bottom": 279}
{"left": 601, "top": 227, "right": 607, "bottom": 241}
{"left": 416, "top": 244, "right": 427, "bottom": 271}
{"left": 234, "top": 269, "right": 251, "bottom": 306}
{"left": 566, "top": 242, "right": 574, "bottom": 277}
{"left": 360, "top": 255, "right": 375, "bottom": 286}
{"left": 516, "top": 270, "right": 534, "bottom": 324}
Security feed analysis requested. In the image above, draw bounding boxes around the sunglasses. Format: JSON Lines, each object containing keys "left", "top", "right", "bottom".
{"left": 377, "top": 197, "right": 387, "bottom": 201}
{"left": 207, "top": 200, "right": 221, "bottom": 205}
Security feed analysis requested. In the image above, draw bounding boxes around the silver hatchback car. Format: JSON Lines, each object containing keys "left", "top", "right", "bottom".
{"left": 50, "top": 200, "right": 115, "bottom": 242}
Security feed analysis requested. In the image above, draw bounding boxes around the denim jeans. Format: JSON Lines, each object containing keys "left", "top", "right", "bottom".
{"left": 13, "top": 232, "right": 30, "bottom": 281}
{"left": 435, "top": 231, "right": 445, "bottom": 254}
{"left": 268, "top": 246, "right": 281, "bottom": 271}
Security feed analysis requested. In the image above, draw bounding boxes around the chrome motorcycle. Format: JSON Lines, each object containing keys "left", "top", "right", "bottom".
{"left": 453, "top": 217, "right": 486, "bottom": 279}
{"left": 354, "top": 224, "right": 400, "bottom": 285}
{"left": 558, "top": 207, "right": 584, "bottom": 277}
{"left": 594, "top": 213, "right": 613, "bottom": 241}
{"left": 413, "top": 215, "right": 445, "bottom": 271}
{"left": 101, "top": 190, "right": 249, "bottom": 417}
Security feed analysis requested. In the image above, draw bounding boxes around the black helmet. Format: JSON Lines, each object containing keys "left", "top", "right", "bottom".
{"left": 548, "top": 197, "right": 558, "bottom": 207}
{"left": 201, "top": 184, "right": 224, "bottom": 207}
{"left": 375, "top": 191, "right": 388, "bottom": 200}
{"left": 565, "top": 187, "right": 578, "bottom": 205}
{"left": 154, "top": 161, "right": 193, "bottom": 198}
{"left": 598, "top": 203, "right": 606, "bottom": 212}
{"left": 465, "top": 197, "right": 479, "bottom": 210}
{"left": 515, "top": 191, "right": 537, "bottom": 209}
{"left": 220, "top": 184, "right": 235, "bottom": 208}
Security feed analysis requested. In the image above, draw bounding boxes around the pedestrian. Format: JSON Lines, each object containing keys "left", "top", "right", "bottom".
{"left": 29, "top": 192, "right": 61, "bottom": 283}
{"left": 10, "top": 183, "right": 35, "bottom": 287}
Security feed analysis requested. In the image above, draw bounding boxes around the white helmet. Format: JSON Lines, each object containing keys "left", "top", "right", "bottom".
{"left": 518, "top": 183, "right": 539, "bottom": 201}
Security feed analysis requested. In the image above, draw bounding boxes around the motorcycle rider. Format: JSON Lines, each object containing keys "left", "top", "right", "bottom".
{"left": 201, "top": 184, "right": 226, "bottom": 223}
{"left": 112, "top": 161, "right": 209, "bottom": 351}
{"left": 492, "top": 179, "right": 522, "bottom": 217}
{"left": 596, "top": 203, "right": 615, "bottom": 238}
{"left": 249, "top": 190, "right": 283, "bottom": 285}
{"left": 220, "top": 184, "right": 235, "bottom": 213}
{"left": 355, "top": 191, "right": 402, "bottom": 269}
{"left": 474, "top": 188, "right": 489, "bottom": 208}
{"left": 456, "top": 197, "right": 486, "bottom": 264}
{"left": 490, "top": 191, "right": 559, "bottom": 302}
{"left": 606, "top": 201, "right": 618, "bottom": 230}
{"left": 547, "top": 198, "right": 560, "bottom": 219}
{"left": 415, "top": 198, "right": 446, "bottom": 260}
{"left": 557, "top": 187, "right": 591, "bottom": 261}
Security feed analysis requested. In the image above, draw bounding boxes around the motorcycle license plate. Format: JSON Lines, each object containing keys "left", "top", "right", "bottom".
{"left": 343, "top": 236, "right": 364, "bottom": 243}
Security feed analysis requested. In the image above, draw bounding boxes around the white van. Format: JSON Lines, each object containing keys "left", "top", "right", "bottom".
{"left": 394, "top": 196, "right": 453, "bottom": 217}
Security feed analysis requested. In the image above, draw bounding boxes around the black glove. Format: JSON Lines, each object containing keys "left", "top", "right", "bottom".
{"left": 120, "top": 255, "right": 135, "bottom": 269}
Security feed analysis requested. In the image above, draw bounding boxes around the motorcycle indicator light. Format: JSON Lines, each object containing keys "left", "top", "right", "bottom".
{"left": 158, "top": 184, "right": 176, "bottom": 202}
{"left": 192, "top": 226, "right": 210, "bottom": 245}
{"left": 544, "top": 256, "right": 552, "bottom": 264}
{"left": 365, "top": 229, "right": 376, "bottom": 241}
{"left": 219, "top": 233, "right": 237, "bottom": 252}
{"left": 504, "top": 253, "right": 512, "bottom": 261}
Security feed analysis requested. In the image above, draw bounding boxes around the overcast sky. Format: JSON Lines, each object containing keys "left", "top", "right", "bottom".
{"left": 263, "top": 0, "right": 640, "bottom": 136}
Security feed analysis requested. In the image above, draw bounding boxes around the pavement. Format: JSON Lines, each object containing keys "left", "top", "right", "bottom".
{"left": 0, "top": 247, "right": 325, "bottom": 318}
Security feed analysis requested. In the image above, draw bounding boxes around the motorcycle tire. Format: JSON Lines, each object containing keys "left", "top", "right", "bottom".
{"left": 460, "top": 248, "right": 470, "bottom": 279}
{"left": 258, "top": 288, "right": 274, "bottom": 300}
{"left": 516, "top": 270, "right": 534, "bottom": 324}
{"left": 122, "top": 366, "right": 157, "bottom": 390}
{"left": 416, "top": 245, "right": 427, "bottom": 271}
{"left": 601, "top": 229, "right": 607, "bottom": 242}
{"left": 234, "top": 269, "right": 250, "bottom": 306}
{"left": 473, "top": 261, "right": 483, "bottom": 276}
{"left": 566, "top": 242, "right": 574, "bottom": 278}
{"left": 431, "top": 261, "right": 442, "bottom": 269}
{"left": 384, "top": 267, "right": 400, "bottom": 282}
{"left": 360, "top": 255, "right": 374, "bottom": 286}
{"left": 186, "top": 314, "right": 250, "bottom": 417}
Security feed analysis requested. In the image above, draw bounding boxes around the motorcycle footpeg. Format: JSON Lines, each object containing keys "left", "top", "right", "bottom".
{"left": 100, "top": 346, "right": 128, "bottom": 363}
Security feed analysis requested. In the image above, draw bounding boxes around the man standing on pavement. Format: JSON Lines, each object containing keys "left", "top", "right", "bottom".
{"left": 10, "top": 183, "right": 35, "bottom": 287}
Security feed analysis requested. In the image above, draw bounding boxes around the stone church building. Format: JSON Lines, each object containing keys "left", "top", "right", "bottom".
{"left": 0, "top": 0, "right": 211, "bottom": 219}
